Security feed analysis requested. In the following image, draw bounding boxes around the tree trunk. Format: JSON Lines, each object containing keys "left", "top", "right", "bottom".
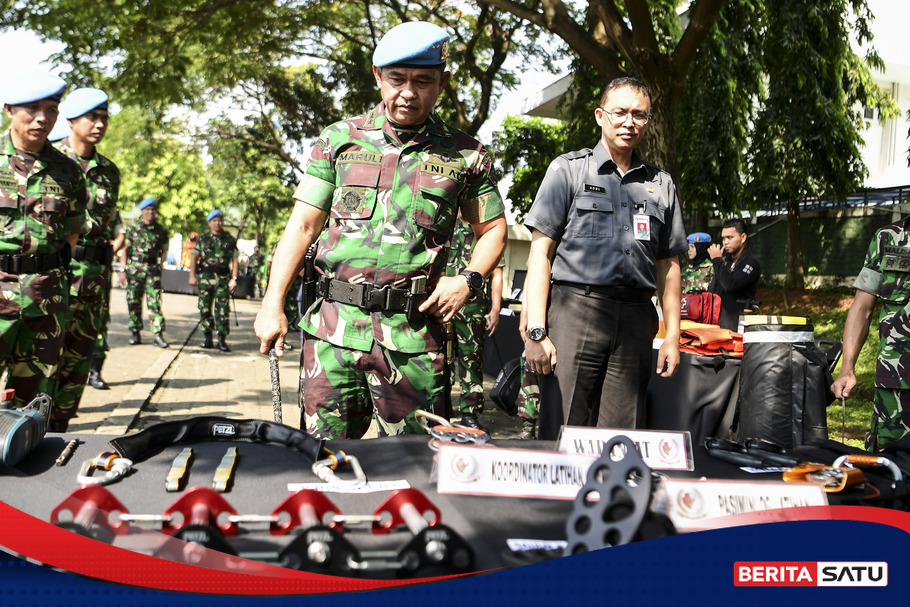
{"left": 785, "top": 198, "right": 804, "bottom": 288}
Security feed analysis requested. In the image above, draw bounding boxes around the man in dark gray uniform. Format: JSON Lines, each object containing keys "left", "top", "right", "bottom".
{"left": 523, "top": 77, "right": 687, "bottom": 440}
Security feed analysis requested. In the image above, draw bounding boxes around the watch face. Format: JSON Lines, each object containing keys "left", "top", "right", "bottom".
{"left": 463, "top": 271, "right": 484, "bottom": 290}
{"left": 528, "top": 327, "right": 546, "bottom": 341}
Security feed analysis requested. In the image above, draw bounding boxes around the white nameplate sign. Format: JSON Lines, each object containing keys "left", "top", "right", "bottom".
{"left": 660, "top": 478, "right": 828, "bottom": 532}
{"left": 436, "top": 444, "right": 593, "bottom": 500}
{"left": 557, "top": 426, "right": 693, "bottom": 471}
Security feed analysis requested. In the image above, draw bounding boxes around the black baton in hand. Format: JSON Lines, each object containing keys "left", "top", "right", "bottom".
{"left": 269, "top": 346, "right": 282, "bottom": 424}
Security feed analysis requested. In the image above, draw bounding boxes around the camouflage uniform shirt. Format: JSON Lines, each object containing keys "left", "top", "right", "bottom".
{"left": 0, "top": 132, "right": 87, "bottom": 254}
{"left": 124, "top": 221, "right": 169, "bottom": 269}
{"left": 192, "top": 231, "right": 238, "bottom": 277}
{"left": 54, "top": 137, "right": 122, "bottom": 294}
{"left": 681, "top": 258, "right": 714, "bottom": 294}
{"left": 854, "top": 216, "right": 910, "bottom": 390}
{"left": 293, "top": 102, "right": 504, "bottom": 354}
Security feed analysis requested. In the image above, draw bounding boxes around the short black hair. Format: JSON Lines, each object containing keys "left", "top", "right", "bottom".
{"left": 600, "top": 77, "right": 652, "bottom": 109}
{"left": 722, "top": 218, "right": 748, "bottom": 235}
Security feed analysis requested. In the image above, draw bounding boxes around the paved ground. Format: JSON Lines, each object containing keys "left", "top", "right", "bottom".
{"left": 71, "top": 285, "right": 524, "bottom": 438}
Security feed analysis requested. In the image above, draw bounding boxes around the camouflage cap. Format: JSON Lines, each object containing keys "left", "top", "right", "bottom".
{"left": 373, "top": 21, "right": 448, "bottom": 68}
{"left": 2, "top": 72, "right": 66, "bottom": 106}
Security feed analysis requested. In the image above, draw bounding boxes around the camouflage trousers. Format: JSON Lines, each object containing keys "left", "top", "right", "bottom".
{"left": 93, "top": 271, "right": 114, "bottom": 366}
{"left": 126, "top": 264, "right": 165, "bottom": 333}
{"left": 866, "top": 388, "right": 910, "bottom": 451}
{"left": 448, "top": 314, "right": 486, "bottom": 415}
{"left": 299, "top": 334, "right": 445, "bottom": 440}
{"left": 197, "top": 274, "right": 231, "bottom": 336}
{"left": 54, "top": 264, "right": 107, "bottom": 420}
{"left": 516, "top": 352, "right": 541, "bottom": 421}
{"left": 0, "top": 268, "right": 69, "bottom": 409}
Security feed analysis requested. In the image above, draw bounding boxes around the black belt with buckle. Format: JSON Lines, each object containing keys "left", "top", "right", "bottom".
{"left": 0, "top": 247, "right": 70, "bottom": 275}
{"left": 553, "top": 281, "right": 653, "bottom": 300}
{"left": 315, "top": 275, "right": 428, "bottom": 321}
{"left": 72, "top": 244, "right": 114, "bottom": 265}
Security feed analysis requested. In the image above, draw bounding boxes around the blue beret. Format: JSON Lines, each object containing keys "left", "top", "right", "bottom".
{"left": 687, "top": 232, "right": 712, "bottom": 244}
{"left": 59, "top": 88, "right": 108, "bottom": 119}
{"left": 207, "top": 209, "right": 223, "bottom": 222}
{"left": 3, "top": 73, "right": 66, "bottom": 106}
{"left": 47, "top": 120, "right": 70, "bottom": 142}
{"left": 373, "top": 22, "right": 449, "bottom": 68}
{"left": 139, "top": 198, "right": 157, "bottom": 210}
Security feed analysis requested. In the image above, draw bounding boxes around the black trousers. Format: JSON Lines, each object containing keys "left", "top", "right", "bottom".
{"left": 538, "top": 283, "right": 658, "bottom": 440}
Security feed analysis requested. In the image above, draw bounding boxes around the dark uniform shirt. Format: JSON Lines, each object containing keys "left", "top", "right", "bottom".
{"left": 524, "top": 141, "right": 687, "bottom": 289}
{"left": 708, "top": 247, "right": 760, "bottom": 331}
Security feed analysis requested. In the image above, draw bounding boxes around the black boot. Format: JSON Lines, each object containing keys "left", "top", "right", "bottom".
{"left": 200, "top": 332, "right": 213, "bottom": 348}
{"left": 88, "top": 356, "right": 109, "bottom": 389}
{"left": 216, "top": 334, "right": 231, "bottom": 352}
{"left": 129, "top": 330, "right": 141, "bottom": 345}
{"left": 47, "top": 418, "right": 69, "bottom": 433}
{"left": 459, "top": 412, "right": 483, "bottom": 430}
{"left": 517, "top": 418, "right": 537, "bottom": 440}
{"left": 153, "top": 332, "right": 169, "bottom": 348}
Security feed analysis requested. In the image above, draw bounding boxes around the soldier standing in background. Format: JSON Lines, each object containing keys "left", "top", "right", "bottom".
{"left": 189, "top": 209, "right": 238, "bottom": 352}
{"left": 832, "top": 215, "right": 910, "bottom": 451}
{"left": 445, "top": 213, "right": 504, "bottom": 429}
{"left": 122, "top": 197, "right": 169, "bottom": 348}
{"left": 246, "top": 244, "right": 265, "bottom": 297}
{"left": 681, "top": 232, "right": 714, "bottom": 294}
{"left": 51, "top": 88, "right": 122, "bottom": 428}
{"left": 254, "top": 21, "right": 507, "bottom": 439}
{"left": 1, "top": 73, "right": 88, "bottom": 412}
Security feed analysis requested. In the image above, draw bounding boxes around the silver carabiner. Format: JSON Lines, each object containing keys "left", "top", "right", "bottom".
{"left": 312, "top": 451, "right": 367, "bottom": 488}
{"left": 76, "top": 457, "right": 133, "bottom": 486}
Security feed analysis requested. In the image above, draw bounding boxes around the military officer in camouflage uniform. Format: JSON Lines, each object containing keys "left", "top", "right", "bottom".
{"left": 51, "top": 88, "right": 122, "bottom": 427}
{"left": 122, "top": 197, "right": 169, "bottom": 348}
{"left": 681, "top": 232, "right": 714, "bottom": 293}
{"left": 255, "top": 21, "right": 507, "bottom": 440}
{"left": 1, "top": 73, "right": 88, "bottom": 412}
{"left": 245, "top": 244, "right": 265, "bottom": 297}
{"left": 445, "top": 213, "right": 504, "bottom": 428}
{"left": 189, "top": 209, "right": 238, "bottom": 352}
{"left": 833, "top": 216, "right": 910, "bottom": 451}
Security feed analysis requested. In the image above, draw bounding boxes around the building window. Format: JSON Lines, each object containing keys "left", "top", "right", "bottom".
{"left": 863, "top": 107, "right": 875, "bottom": 120}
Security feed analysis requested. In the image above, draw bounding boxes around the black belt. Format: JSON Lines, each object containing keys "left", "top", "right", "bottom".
{"left": 109, "top": 416, "right": 325, "bottom": 464}
{"left": 198, "top": 265, "right": 230, "bottom": 276}
{"left": 0, "top": 248, "right": 70, "bottom": 275}
{"left": 316, "top": 276, "right": 414, "bottom": 311}
{"left": 72, "top": 244, "right": 114, "bottom": 265}
{"left": 553, "top": 281, "right": 653, "bottom": 300}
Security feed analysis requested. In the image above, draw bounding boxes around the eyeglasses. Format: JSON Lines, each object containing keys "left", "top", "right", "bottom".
{"left": 600, "top": 109, "right": 650, "bottom": 127}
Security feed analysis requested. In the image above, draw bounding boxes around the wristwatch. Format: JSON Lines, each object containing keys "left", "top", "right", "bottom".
{"left": 526, "top": 326, "right": 547, "bottom": 342}
{"left": 459, "top": 269, "right": 485, "bottom": 292}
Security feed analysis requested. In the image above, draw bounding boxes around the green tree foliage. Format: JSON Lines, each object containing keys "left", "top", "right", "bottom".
{"left": 746, "top": 0, "right": 897, "bottom": 287}
{"left": 102, "top": 106, "right": 213, "bottom": 237}
{"left": 491, "top": 116, "right": 566, "bottom": 220}
{"left": 479, "top": 0, "right": 727, "bottom": 176}
{"left": 206, "top": 116, "right": 298, "bottom": 249}
{"left": 676, "top": 0, "right": 764, "bottom": 224}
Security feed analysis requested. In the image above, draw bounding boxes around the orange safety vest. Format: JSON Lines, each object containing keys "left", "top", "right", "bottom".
{"left": 678, "top": 320, "right": 744, "bottom": 357}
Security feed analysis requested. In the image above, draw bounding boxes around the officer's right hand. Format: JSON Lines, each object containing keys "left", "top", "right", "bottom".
{"left": 525, "top": 338, "right": 557, "bottom": 375}
{"left": 831, "top": 370, "right": 857, "bottom": 400}
{"left": 254, "top": 305, "right": 288, "bottom": 356}
{"left": 707, "top": 243, "right": 724, "bottom": 259}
